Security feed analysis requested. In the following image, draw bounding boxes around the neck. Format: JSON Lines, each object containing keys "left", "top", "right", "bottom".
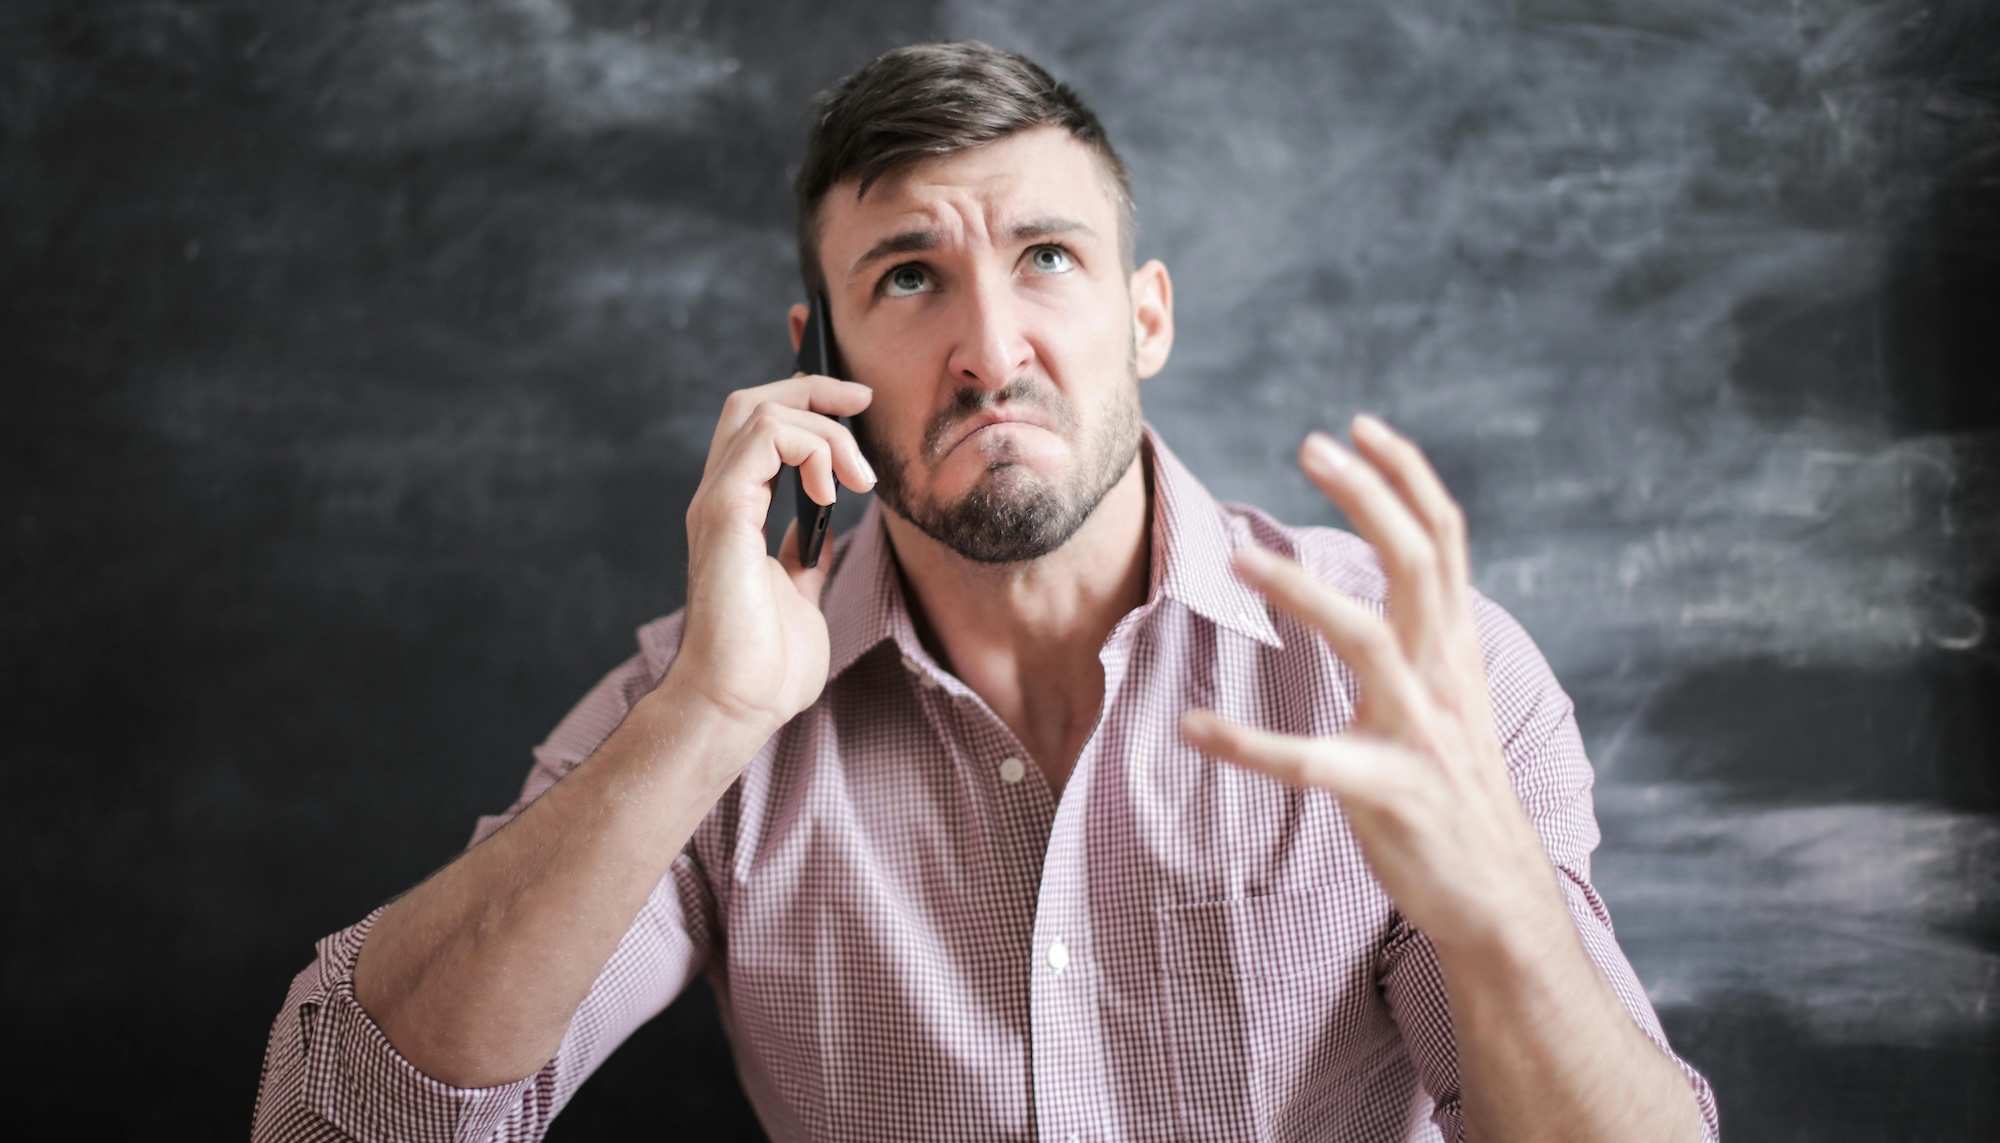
{"left": 881, "top": 452, "right": 1152, "bottom": 792}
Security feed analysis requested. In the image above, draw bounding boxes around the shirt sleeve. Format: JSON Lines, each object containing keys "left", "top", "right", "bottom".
{"left": 251, "top": 618, "right": 718, "bottom": 1143}
{"left": 1375, "top": 595, "right": 1721, "bottom": 1143}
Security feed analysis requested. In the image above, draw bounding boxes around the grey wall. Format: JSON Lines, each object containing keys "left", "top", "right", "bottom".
{"left": 3, "top": 0, "right": 1995, "bottom": 1137}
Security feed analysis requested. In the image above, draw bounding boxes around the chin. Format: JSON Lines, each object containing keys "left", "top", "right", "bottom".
{"left": 935, "top": 448, "right": 1068, "bottom": 504}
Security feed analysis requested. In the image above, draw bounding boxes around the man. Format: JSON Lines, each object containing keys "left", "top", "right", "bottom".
{"left": 254, "top": 42, "right": 1718, "bottom": 1142}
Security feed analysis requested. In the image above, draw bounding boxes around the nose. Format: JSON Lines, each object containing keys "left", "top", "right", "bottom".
{"left": 944, "top": 270, "right": 1033, "bottom": 393}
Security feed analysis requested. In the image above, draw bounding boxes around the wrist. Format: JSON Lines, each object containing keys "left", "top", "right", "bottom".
{"left": 631, "top": 675, "right": 780, "bottom": 796}
{"left": 1432, "top": 879, "right": 1586, "bottom": 1006}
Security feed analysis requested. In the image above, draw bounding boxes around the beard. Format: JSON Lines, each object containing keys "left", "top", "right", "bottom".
{"left": 853, "top": 373, "right": 1143, "bottom": 566}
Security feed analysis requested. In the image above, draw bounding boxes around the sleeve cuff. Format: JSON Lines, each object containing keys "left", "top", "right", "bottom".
{"left": 297, "top": 912, "right": 540, "bottom": 1143}
{"left": 1557, "top": 874, "right": 1722, "bottom": 1143}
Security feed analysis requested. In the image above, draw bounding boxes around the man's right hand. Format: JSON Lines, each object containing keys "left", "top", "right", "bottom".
{"left": 669, "top": 374, "right": 876, "bottom": 757}
{"left": 347, "top": 374, "right": 876, "bottom": 1092}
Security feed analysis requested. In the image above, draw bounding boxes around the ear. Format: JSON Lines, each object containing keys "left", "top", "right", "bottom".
{"left": 788, "top": 302, "right": 810, "bottom": 355}
{"left": 1130, "top": 259, "right": 1174, "bottom": 380}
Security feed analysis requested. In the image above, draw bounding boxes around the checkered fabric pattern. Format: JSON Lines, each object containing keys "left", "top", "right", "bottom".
{"left": 253, "top": 428, "right": 1720, "bottom": 1142}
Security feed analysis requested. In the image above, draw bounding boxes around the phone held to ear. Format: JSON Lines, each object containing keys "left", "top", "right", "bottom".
{"left": 791, "top": 291, "right": 840, "bottom": 569}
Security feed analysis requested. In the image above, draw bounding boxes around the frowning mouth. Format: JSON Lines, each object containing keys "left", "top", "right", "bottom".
{"left": 944, "top": 411, "right": 1053, "bottom": 454}
{"left": 918, "top": 379, "right": 1078, "bottom": 464}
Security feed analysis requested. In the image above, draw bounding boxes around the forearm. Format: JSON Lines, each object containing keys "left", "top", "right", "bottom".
{"left": 1438, "top": 904, "right": 1705, "bottom": 1143}
{"left": 352, "top": 678, "right": 765, "bottom": 1088}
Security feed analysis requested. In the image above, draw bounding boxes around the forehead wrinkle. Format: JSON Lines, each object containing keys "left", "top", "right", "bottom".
{"left": 839, "top": 194, "right": 994, "bottom": 282}
{"left": 835, "top": 146, "right": 1114, "bottom": 283}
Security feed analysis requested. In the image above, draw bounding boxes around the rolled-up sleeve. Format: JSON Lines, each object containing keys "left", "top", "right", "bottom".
{"left": 1377, "top": 596, "right": 1721, "bottom": 1143}
{"left": 253, "top": 616, "right": 716, "bottom": 1142}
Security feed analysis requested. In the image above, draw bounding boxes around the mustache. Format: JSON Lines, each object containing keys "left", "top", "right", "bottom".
{"left": 918, "top": 378, "right": 1078, "bottom": 462}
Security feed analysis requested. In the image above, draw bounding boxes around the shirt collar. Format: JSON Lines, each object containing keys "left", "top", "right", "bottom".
{"left": 1143, "top": 427, "right": 1285, "bottom": 649}
{"left": 821, "top": 422, "right": 1283, "bottom": 682}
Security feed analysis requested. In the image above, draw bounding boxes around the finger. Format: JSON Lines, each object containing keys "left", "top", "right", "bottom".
{"left": 708, "top": 376, "right": 874, "bottom": 470}
{"left": 1348, "top": 415, "right": 1471, "bottom": 618}
{"left": 1231, "top": 545, "right": 1429, "bottom": 734}
{"left": 717, "top": 403, "right": 875, "bottom": 513}
{"left": 755, "top": 402, "right": 878, "bottom": 497}
{"left": 706, "top": 386, "right": 876, "bottom": 493}
{"left": 1299, "top": 431, "right": 1447, "bottom": 665}
{"left": 776, "top": 516, "right": 830, "bottom": 607}
{"left": 696, "top": 414, "right": 849, "bottom": 531}
{"left": 1178, "top": 709, "right": 1405, "bottom": 805}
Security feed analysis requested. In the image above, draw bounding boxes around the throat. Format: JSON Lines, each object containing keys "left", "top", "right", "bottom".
{"left": 1002, "top": 665, "right": 1107, "bottom": 795}
{"left": 882, "top": 448, "right": 1157, "bottom": 795}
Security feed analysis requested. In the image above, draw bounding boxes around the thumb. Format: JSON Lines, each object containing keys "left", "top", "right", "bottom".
{"left": 776, "top": 516, "right": 832, "bottom": 607}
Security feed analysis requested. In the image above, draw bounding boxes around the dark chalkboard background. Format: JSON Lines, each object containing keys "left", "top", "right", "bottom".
{"left": 4, "top": 0, "right": 1997, "bottom": 1138}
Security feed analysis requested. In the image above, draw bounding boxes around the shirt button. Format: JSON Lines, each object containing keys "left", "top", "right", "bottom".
{"left": 1047, "top": 939, "right": 1070, "bottom": 971}
{"left": 998, "top": 756, "right": 1027, "bottom": 784}
{"left": 900, "top": 653, "right": 941, "bottom": 690}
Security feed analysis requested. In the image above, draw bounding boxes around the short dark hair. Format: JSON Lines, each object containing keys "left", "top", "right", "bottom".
{"left": 794, "top": 41, "right": 1134, "bottom": 295}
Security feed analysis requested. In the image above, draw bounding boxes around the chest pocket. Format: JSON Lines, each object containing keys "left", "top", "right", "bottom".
{"left": 1156, "top": 884, "right": 1400, "bottom": 1140}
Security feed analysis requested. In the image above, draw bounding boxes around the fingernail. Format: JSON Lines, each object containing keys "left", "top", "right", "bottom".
{"left": 1179, "top": 709, "right": 1215, "bottom": 738}
{"left": 856, "top": 451, "right": 878, "bottom": 486}
{"left": 1303, "top": 431, "right": 1349, "bottom": 474}
{"left": 1352, "top": 413, "right": 1390, "bottom": 442}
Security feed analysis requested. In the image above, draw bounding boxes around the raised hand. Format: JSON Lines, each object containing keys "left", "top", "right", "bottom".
{"left": 671, "top": 374, "right": 877, "bottom": 752}
{"left": 1177, "top": 414, "right": 1569, "bottom": 958}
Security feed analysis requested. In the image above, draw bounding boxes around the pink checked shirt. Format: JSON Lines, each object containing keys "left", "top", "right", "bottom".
{"left": 254, "top": 429, "right": 1719, "bottom": 1142}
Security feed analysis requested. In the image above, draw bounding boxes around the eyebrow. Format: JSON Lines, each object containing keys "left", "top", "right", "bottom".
{"left": 844, "top": 216, "right": 1098, "bottom": 282}
{"left": 1008, "top": 216, "right": 1094, "bottom": 244}
{"left": 846, "top": 229, "right": 939, "bottom": 281}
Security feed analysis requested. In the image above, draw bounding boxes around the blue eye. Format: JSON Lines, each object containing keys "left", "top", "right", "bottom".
{"left": 1027, "top": 246, "right": 1075, "bottom": 274}
{"left": 882, "top": 264, "right": 932, "bottom": 297}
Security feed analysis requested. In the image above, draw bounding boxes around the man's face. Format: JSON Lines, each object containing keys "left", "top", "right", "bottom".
{"left": 809, "top": 127, "right": 1169, "bottom": 564}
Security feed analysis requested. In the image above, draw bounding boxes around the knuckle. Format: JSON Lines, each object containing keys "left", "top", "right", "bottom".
{"left": 1404, "top": 532, "right": 1442, "bottom": 576}
{"left": 1369, "top": 765, "right": 1412, "bottom": 807}
{"left": 1377, "top": 532, "right": 1423, "bottom": 575}
{"left": 1352, "top": 619, "right": 1397, "bottom": 660}
{"left": 1410, "top": 520, "right": 1440, "bottom": 558}
{"left": 1371, "top": 793, "right": 1418, "bottom": 837}
{"left": 1265, "top": 561, "right": 1310, "bottom": 602}
{"left": 747, "top": 405, "right": 791, "bottom": 437}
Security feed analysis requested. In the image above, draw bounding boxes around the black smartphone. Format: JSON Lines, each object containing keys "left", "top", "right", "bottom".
{"left": 790, "top": 291, "right": 841, "bottom": 568}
